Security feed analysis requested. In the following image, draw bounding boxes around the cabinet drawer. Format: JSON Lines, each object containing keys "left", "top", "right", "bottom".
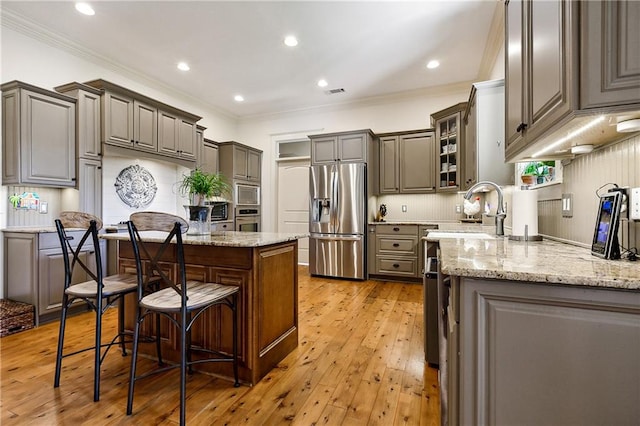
{"left": 375, "top": 257, "right": 418, "bottom": 276}
{"left": 375, "top": 224, "right": 418, "bottom": 235}
{"left": 376, "top": 236, "right": 418, "bottom": 256}
{"left": 39, "top": 231, "right": 91, "bottom": 250}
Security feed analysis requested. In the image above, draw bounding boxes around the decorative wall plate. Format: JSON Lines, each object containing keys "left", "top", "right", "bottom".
{"left": 114, "top": 165, "right": 157, "bottom": 208}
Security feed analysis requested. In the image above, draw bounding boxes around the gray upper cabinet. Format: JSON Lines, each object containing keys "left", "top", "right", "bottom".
{"left": 200, "top": 138, "right": 219, "bottom": 175}
{"left": 378, "top": 130, "right": 435, "bottom": 194}
{"left": 505, "top": 0, "right": 576, "bottom": 159}
{"left": 218, "top": 141, "right": 262, "bottom": 183}
{"left": 84, "top": 79, "right": 201, "bottom": 164}
{"left": 1, "top": 81, "right": 76, "bottom": 188}
{"left": 378, "top": 135, "right": 399, "bottom": 193}
{"left": 158, "top": 109, "right": 197, "bottom": 160}
{"left": 463, "top": 80, "right": 513, "bottom": 191}
{"left": 432, "top": 103, "right": 466, "bottom": 192}
{"left": 310, "top": 129, "right": 373, "bottom": 165}
{"left": 55, "top": 82, "right": 104, "bottom": 216}
{"left": 504, "top": 0, "right": 640, "bottom": 161}
{"left": 580, "top": 1, "right": 640, "bottom": 109}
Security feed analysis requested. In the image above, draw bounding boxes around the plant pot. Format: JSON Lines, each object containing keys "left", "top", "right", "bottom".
{"left": 184, "top": 205, "right": 212, "bottom": 235}
{"left": 521, "top": 175, "right": 535, "bottom": 185}
{"left": 190, "top": 193, "right": 207, "bottom": 207}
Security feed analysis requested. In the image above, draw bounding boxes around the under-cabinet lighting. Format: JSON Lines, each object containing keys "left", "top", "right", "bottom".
{"left": 75, "top": 2, "right": 95, "bottom": 16}
{"left": 531, "top": 116, "right": 605, "bottom": 158}
{"left": 177, "top": 62, "right": 190, "bottom": 71}
{"left": 234, "top": 95, "right": 244, "bottom": 102}
{"left": 317, "top": 79, "right": 328, "bottom": 88}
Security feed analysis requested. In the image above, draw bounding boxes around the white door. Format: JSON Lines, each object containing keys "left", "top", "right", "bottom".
{"left": 277, "top": 160, "right": 309, "bottom": 264}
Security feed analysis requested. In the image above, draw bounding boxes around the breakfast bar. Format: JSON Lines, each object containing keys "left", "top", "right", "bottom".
{"left": 101, "top": 230, "right": 307, "bottom": 386}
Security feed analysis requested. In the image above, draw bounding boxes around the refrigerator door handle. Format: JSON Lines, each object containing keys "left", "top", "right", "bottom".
{"left": 311, "top": 234, "right": 362, "bottom": 242}
{"left": 331, "top": 164, "right": 339, "bottom": 231}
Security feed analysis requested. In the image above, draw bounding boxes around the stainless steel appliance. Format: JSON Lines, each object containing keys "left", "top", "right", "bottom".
{"left": 235, "top": 183, "right": 260, "bottom": 206}
{"left": 309, "top": 163, "right": 366, "bottom": 280}
{"left": 206, "top": 201, "right": 229, "bottom": 222}
{"left": 235, "top": 207, "right": 260, "bottom": 232}
{"left": 423, "top": 239, "right": 439, "bottom": 366}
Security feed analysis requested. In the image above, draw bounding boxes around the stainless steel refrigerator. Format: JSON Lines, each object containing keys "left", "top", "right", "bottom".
{"left": 309, "top": 162, "right": 366, "bottom": 280}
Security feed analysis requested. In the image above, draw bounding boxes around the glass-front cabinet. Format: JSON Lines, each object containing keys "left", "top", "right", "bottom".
{"left": 431, "top": 103, "right": 466, "bottom": 192}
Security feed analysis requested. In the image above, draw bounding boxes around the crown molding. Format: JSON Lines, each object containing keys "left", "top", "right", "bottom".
{"left": 1, "top": 8, "right": 238, "bottom": 120}
{"left": 477, "top": 1, "right": 505, "bottom": 81}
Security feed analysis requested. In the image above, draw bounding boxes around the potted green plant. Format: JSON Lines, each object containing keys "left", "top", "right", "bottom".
{"left": 179, "top": 168, "right": 230, "bottom": 206}
{"left": 520, "top": 161, "right": 554, "bottom": 185}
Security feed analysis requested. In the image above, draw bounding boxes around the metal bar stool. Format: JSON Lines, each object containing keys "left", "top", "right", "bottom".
{"left": 125, "top": 211, "right": 240, "bottom": 425}
{"left": 53, "top": 211, "right": 138, "bottom": 401}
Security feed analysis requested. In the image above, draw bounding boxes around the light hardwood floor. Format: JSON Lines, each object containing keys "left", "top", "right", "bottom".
{"left": 1, "top": 266, "right": 440, "bottom": 425}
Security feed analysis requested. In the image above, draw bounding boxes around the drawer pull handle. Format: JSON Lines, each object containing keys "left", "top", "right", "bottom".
{"left": 393, "top": 264, "right": 400, "bottom": 268}
{"left": 393, "top": 227, "right": 400, "bottom": 232}
{"left": 393, "top": 243, "right": 400, "bottom": 247}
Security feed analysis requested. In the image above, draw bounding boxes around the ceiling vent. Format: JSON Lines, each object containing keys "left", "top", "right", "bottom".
{"left": 325, "top": 88, "right": 346, "bottom": 95}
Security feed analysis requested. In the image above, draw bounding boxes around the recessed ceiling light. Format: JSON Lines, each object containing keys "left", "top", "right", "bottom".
{"left": 234, "top": 95, "right": 244, "bottom": 102}
{"left": 284, "top": 36, "right": 298, "bottom": 47}
{"left": 177, "top": 62, "right": 190, "bottom": 71}
{"left": 426, "top": 60, "right": 440, "bottom": 69}
{"left": 75, "top": 2, "right": 95, "bottom": 16}
{"left": 317, "top": 79, "right": 328, "bottom": 88}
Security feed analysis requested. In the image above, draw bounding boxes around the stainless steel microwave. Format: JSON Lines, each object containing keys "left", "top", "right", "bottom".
{"left": 236, "top": 184, "right": 260, "bottom": 206}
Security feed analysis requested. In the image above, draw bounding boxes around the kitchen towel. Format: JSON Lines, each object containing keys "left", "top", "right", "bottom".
{"left": 511, "top": 189, "right": 539, "bottom": 238}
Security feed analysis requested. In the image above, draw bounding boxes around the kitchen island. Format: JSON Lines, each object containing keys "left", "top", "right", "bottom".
{"left": 426, "top": 233, "right": 640, "bottom": 425}
{"left": 102, "top": 230, "right": 307, "bottom": 386}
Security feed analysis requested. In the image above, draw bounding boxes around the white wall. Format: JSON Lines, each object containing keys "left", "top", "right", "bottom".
{"left": 237, "top": 84, "right": 472, "bottom": 230}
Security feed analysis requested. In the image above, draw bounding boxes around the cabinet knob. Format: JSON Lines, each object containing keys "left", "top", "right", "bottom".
{"left": 393, "top": 264, "right": 400, "bottom": 268}
{"left": 393, "top": 227, "right": 400, "bottom": 232}
{"left": 130, "top": 140, "right": 134, "bottom": 144}
{"left": 516, "top": 122, "right": 528, "bottom": 133}
{"left": 393, "top": 243, "right": 400, "bottom": 247}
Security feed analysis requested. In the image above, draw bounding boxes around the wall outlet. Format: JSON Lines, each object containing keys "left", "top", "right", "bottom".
{"left": 630, "top": 187, "right": 640, "bottom": 221}
{"left": 39, "top": 201, "right": 48, "bottom": 214}
{"left": 401, "top": 205, "right": 407, "bottom": 212}
{"left": 455, "top": 204, "right": 461, "bottom": 213}
{"left": 561, "top": 193, "right": 573, "bottom": 217}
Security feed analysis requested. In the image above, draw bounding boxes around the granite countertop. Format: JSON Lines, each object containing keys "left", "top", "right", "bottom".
{"left": 2, "top": 226, "right": 58, "bottom": 233}
{"left": 101, "top": 231, "right": 308, "bottom": 248}
{"left": 425, "top": 233, "right": 640, "bottom": 291}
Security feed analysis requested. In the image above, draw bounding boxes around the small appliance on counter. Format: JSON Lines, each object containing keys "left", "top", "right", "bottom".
{"left": 591, "top": 190, "right": 623, "bottom": 259}
{"left": 376, "top": 204, "right": 387, "bottom": 222}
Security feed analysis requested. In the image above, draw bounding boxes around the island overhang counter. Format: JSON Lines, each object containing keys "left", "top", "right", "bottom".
{"left": 101, "top": 230, "right": 308, "bottom": 386}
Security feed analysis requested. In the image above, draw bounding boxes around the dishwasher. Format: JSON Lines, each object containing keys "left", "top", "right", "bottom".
{"left": 423, "top": 239, "right": 439, "bottom": 366}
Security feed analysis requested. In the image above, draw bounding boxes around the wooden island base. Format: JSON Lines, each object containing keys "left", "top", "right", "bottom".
{"left": 116, "top": 239, "right": 299, "bottom": 386}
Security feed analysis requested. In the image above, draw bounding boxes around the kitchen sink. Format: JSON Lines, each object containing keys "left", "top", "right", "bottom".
{"left": 427, "top": 232, "right": 494, "bottom": 239}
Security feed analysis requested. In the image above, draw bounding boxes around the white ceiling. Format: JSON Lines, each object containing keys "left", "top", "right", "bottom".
{"left": 1, "top": 1, "right": 501, "bottom": 118}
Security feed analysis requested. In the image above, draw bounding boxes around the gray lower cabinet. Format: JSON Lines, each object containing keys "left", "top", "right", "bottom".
{"left": 371, "top": 224, "right": 419, "bottom": 279}
{"left": 1, "top": 81, "right": 76, "bottom": 187}
{"left": 3, "top": 231, "right": 105, "bottom": 325}
{"left": 450, "top": 277, "right": 640, "bottom": 425}
{"left": 378, "top": 130, "right": 435, "bottom": 194}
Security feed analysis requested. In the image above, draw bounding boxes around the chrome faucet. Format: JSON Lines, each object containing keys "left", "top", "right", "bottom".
{"left": 464, "top": 181, "right": 506, "bottom": 236}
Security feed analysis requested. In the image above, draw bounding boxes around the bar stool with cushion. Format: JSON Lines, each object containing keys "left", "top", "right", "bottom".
{"left": 54, "top": 211, "right": 139, "bottom": 402}
{"left": 125, "top": 211, "right": 240, "bottom": 425}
